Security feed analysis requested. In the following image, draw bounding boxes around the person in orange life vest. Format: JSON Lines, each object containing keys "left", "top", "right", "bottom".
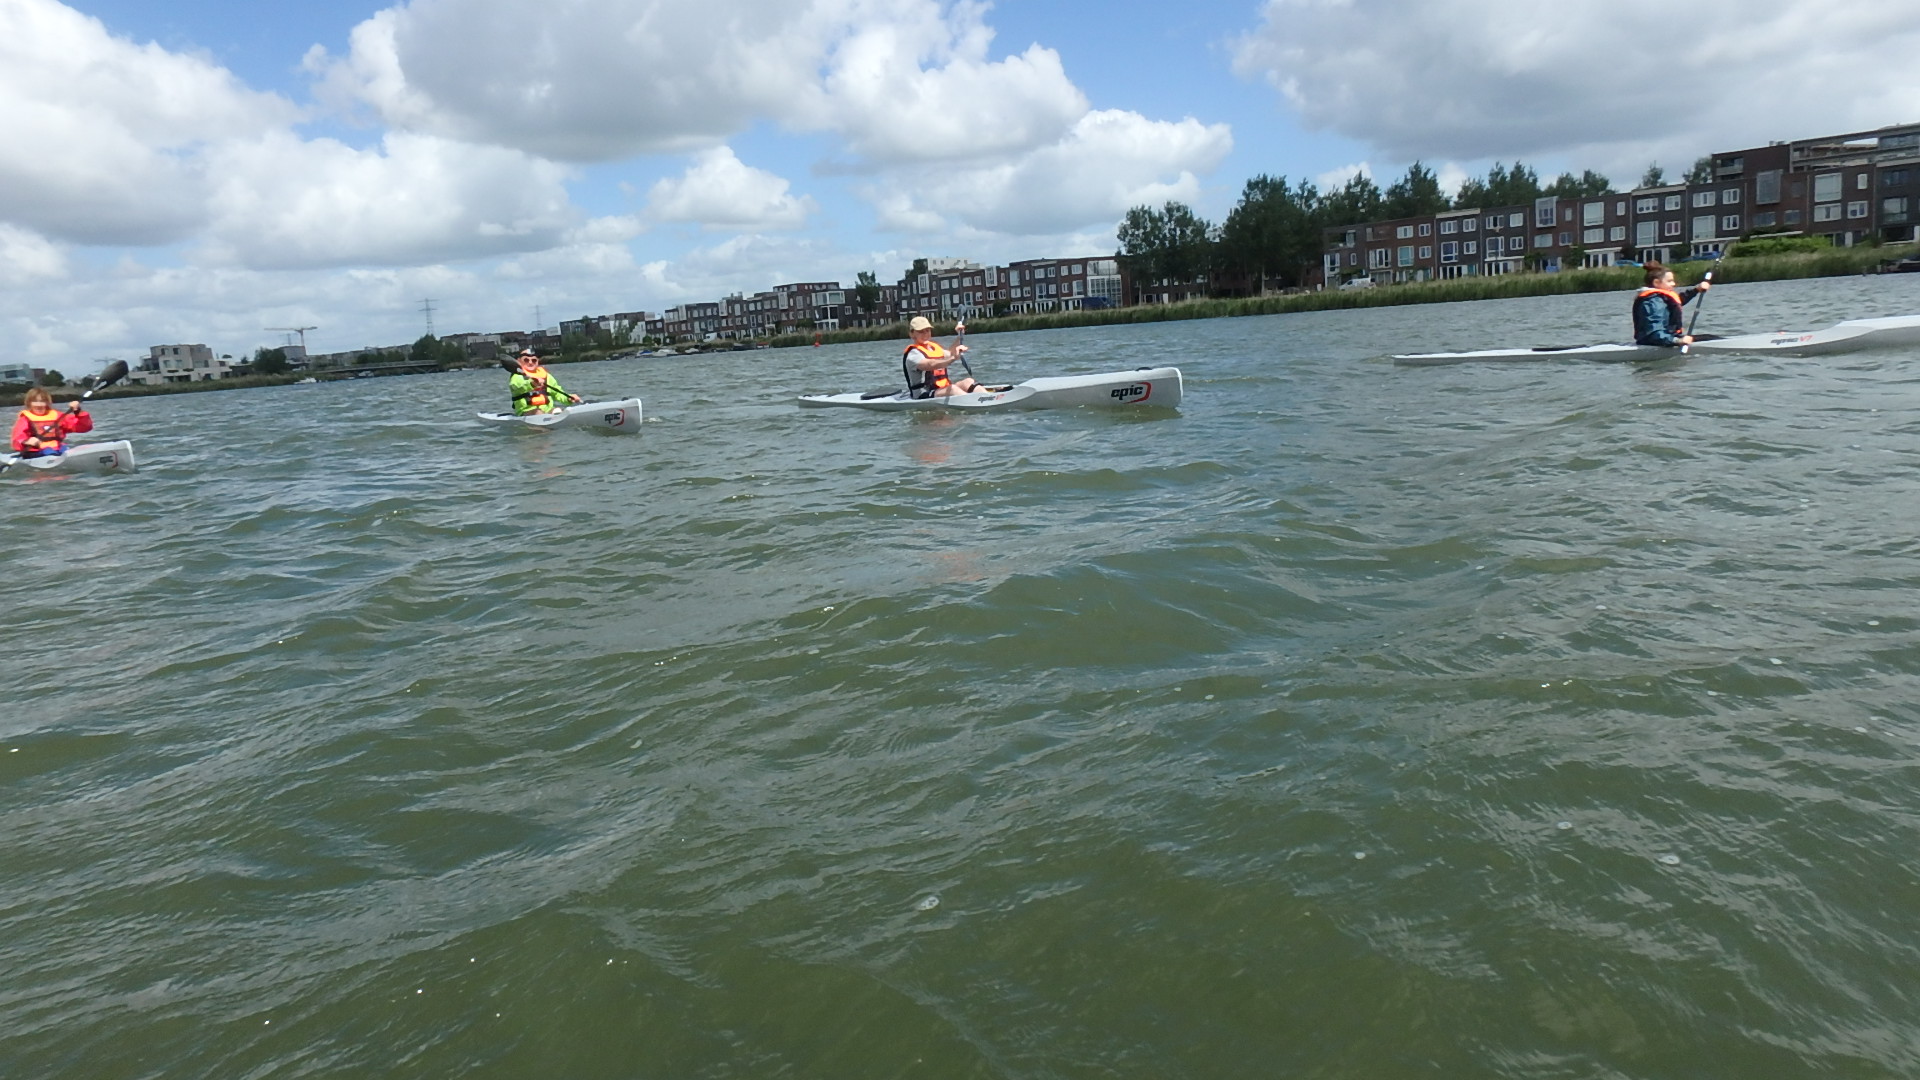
{"left": 901, "top": 316, "right": 978, "bottom": 398}
{"left": 11, "top": 386, "right": 93, "bottom": 458}
{"left": 1632, "top": 262, "right": 1711, "bottom": 346}
{"left": 508, "top": 349, "right": 580, "bottom": 415}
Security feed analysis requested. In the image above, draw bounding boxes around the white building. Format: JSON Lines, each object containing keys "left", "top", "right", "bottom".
{"left": 129, "top": 344, "right": 230, "bottom": 385}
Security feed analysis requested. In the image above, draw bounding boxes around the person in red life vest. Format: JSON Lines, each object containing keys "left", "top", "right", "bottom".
{"left": 1632, "top": 262, "right": 1711, "bottom": 347}
{"left": 901, "top": 315, "right": 978, "bottom": 398}
{"left": 508, "top": 349, "right": 581, "bottom": 415}
{"left": 11, "top": 386, "right": 93, "bottom": 457}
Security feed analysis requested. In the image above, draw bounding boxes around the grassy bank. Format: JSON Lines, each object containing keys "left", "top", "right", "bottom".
{"left": 766, "top": 242, "right": 1919, "bottom": 347}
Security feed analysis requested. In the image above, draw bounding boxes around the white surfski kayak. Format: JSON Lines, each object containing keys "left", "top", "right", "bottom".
{"left": 0, "top": 440, "right": 137, "bottom": 477}
{"left": 1393, "top": 313, "right": 1920, "bottom": 366}
{"left": 798, "top": 367, "right": 1182, "bottom": 411}
{"left": 477, "top": 398, "right": 642, "bottom": 431}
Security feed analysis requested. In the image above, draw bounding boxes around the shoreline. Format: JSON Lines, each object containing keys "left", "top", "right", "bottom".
{"left": 13, "top": 244, "right": 1916, "bottom": 404}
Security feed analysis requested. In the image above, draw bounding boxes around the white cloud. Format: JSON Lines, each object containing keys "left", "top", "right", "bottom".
{"left": 197, "top": 132, "right": 578, "bottom": 270}
{"left": 646, "top": 148, "right": 817, "bottom": 230}
{"left": 0, "top": 225, "right": 68, "bottom": 287}
{"left": 1233, "top": 0, "right": 1920, "bottom": 180}
{"left": 865, "top": 111, "right": 1232, "bottom": 235}
{"left": 311, "top": 0, "right": 1090, "bottom": 165}
{"left": 0, "top": 0, "right": 296, "bottom": 245}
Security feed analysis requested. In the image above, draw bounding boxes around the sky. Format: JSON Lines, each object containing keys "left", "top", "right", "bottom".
{"left": 4, "top": 0, "right": 1919, "bottom": 372}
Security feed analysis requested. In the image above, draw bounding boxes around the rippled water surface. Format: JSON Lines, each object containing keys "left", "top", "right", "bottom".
{"left": 8, "top": 275, "right": 1920, "bottom": 1078}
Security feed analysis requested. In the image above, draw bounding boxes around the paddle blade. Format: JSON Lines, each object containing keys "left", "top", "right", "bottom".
{"left": 499, "top": 357, "right": 522, "bottom": 374}
{"left": 81, "top": 360, "right": 130, "bottom": 399}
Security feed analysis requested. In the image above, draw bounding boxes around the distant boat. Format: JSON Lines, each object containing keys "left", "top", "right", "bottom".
{"left": 295, "top": 377, "right": 318, "bottom": 384}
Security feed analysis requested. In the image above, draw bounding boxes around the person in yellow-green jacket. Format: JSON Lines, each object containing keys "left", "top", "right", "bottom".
{"left": 508, "top": 349, "right": 581, "bottom": 415}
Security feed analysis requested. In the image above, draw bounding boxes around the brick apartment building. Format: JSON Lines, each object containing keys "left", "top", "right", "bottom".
{"left": 1323, "top": 122, "right": 1920, "bottom": 286}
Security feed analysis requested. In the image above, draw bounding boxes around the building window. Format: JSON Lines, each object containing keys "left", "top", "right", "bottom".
{"left": 1510, "top": 212, "right": 1525, "bottom": 228}
{"left": 1396, "top": 225, "right": 1414, "bottom": 239}
{"left": 1664, "top": 220, "right": 1682, "bottom": 237}
{"left": 1439, "top": 219, "right": 1457, "bottom": 234}
{"left": 1636, "top": 196, "right": 1659, "bottom": 213}
{"left": 1534, "top": 199, "right": 1556, "bottom": 227}
{"left": 1693, "top": 190, "right": 1717, "bottom": 207}
{"left": 1755, "top": 169, "right": 1782, "bottom": 204}
{"left": 1461, "top": 218, "right": 1476, "bottom": 232}
{"left": 1418, "top": 223, "right": 1431, "bottom": 236}
{"left": 1857, "top": 173, "right": 1870, "bottom": 190}
{"left": 1664, "top": 195, "right": 1683, "bottom": 211}
{"left": 1720, "top": 188, "right": 1740, "bottom": 205}
{"left": 1753, "top": 211, "right": 1777, "bottom": 228}
{"left": 1784, "top": 209, "right": 1803, "bottom": 225}
{"left": 1485, "top": 215, "right": 1500, "bottom": 229}
{"left": 1610, "top": 225, "right": 1626, "bottom": 241}
{"left": 1721, "top": 214, "right": 1740, "bottom": 232}
{"left": 1485, "top": 236, "right": 1502, "bottom": 255}
{"left": 1846, "top": 200, "right": 1868, "bottom": 219}
{"left": 1692, "top": 215, "right": 1716, "bottom": 240}
{"left": 1440, "top": 241, "right": 1457, "bottom": 262}
{"left": 1616, "top": 200, "right": 1628, "bottom": 215}
{"left": 1370, "top": 248, "right": 1391, "bottom": 269}
{"left": 1583, "top": 202, "right": 1605, "bottom": 226}
{"left": 1814, "top": 173, "right": 1841, "bottom": 202}
{"left": 1883, "top": 168, "right": 1911, "bottom": 186}
{"left": 1813, "top": 203, "right": 1842, "bottom": 222}
{"left": 1463, "top": 240, "right": 1477, "bottom": 255}
{"left": 1533, "top": 233, "right": 1552, "bottom": 248}
{"left": 1395, "top": 245, "right": 1412, "bottom": 266}
{"left": 1583, "top": 228, "right": 1606, "bottom": 244}
{"left": 1418, "top": 245, "right": 1432, "bottom": 259}
{"left": 1884, "top": 196, "right": 1911, "bottom": 222}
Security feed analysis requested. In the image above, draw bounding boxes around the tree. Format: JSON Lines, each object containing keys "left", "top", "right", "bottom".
{"left": 1382, "top": 161, "right": 1448, "bottom": 219}
{"left": 1219, "top": 174, "right": 1322, "bottom": 293}
{"left": 1454, "top": 161, "right": 1541, "bottom": 208}
{"left": 854, "top": 270, "right": 881, "bottom": 318}
{"left": 36, "top": 370, "right": 65, "bottom": 387}
{"left": 1640, "top": 162, "right": 1666, "bottom": 188}
{"left": 253, "top": 346, "right": 291, "bottom": 375}
{"left": 1685, "top": 156, "right": 1715, "bottom": 185}
{"left": 1545, "top": 170, "right": 1612, "bottom": 198}
{"left": 1319, "top": 172, "right": 1383, "bottom": 226}
{"left": 1116, "top": 201, "right": 1215, "bottom": 284}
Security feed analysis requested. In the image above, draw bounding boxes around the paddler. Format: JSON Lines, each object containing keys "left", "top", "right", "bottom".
{"left": 1632, "top": 262, "right": 1711, "bottom": 347}
{"left": 508, "top": 349, "right": 581, "bottom": 414}
{"left": 902, "top": 316, "right": 978, "bottom": 398}
{"left": 10, "top": 386, "right": 93, "bottom": 457}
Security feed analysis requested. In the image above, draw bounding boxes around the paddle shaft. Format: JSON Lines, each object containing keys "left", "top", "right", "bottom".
{"left": 1679, "top": 261, "right": 1719, "bottom": 354}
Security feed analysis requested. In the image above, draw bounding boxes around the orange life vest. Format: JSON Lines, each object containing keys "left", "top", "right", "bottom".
{"left": 515, "top": 364, "right": 556, "bottom": 410}
{"left": 18, "top": 407, "right": 65, "bottom": 449}
{"left": 1637, "top": 286, "right": 1684, "bottom": 311}
{"left": 905, "top": 341, "right": 950, "bottom": 391}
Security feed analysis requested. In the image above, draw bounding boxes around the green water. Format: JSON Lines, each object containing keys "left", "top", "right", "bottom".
{"left": 7, "top": 274, "right": 1920, "bottom": 1078}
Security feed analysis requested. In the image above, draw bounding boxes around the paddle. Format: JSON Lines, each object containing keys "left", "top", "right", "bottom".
{"left": 0, "top": 361, "right": 129, "bottom": 475}
{"left": 1679, "top": 257, "right": 1722, "bottom": 355}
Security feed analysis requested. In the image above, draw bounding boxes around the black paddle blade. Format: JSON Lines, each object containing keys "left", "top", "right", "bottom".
{"left": 96, "top": 360, "right": 128, "bottom": 388}
{"left": 499, "top": 357, "right": 523, "bottom": 374}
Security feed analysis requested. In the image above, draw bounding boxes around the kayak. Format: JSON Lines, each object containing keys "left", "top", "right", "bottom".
{"left": 0, "top": 440, "right": 137, "bottom": 477}
{"left": 797, "top": 367, "right": 1183, "bottom": 411}
{"left": 1393, "top": 313, "right": 1920, "bottom": 366}
{"left": 476, "top": 398, "right": 642, "bottom": 431}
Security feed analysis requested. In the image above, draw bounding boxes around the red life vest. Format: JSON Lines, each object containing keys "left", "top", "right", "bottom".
{"left": 1637, "top": 285, "right": 1684, "bottom": 312}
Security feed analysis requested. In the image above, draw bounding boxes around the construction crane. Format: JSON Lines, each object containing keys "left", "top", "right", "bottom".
{"left": 265, "top": 326, "right": 317, "bottom": 353}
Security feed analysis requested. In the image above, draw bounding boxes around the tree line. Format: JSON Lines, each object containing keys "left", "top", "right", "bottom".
{"left": 1119, "top": 156, "right": 1715, "bottom": 292}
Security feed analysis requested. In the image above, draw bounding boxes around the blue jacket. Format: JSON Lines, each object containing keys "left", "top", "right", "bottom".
{"left": 1632, "top": 286, "right": 1704, "bottom": 346}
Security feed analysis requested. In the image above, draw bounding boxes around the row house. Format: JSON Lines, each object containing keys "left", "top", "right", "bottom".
{"left": 897, "top": 259, "right": 987, "bottom": 322}
{"left": 1322, "top": 122, "right": 1920, "bottom": 285}
{"left": 1005, "top": 258, "right": 1122, "bottom": 313}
